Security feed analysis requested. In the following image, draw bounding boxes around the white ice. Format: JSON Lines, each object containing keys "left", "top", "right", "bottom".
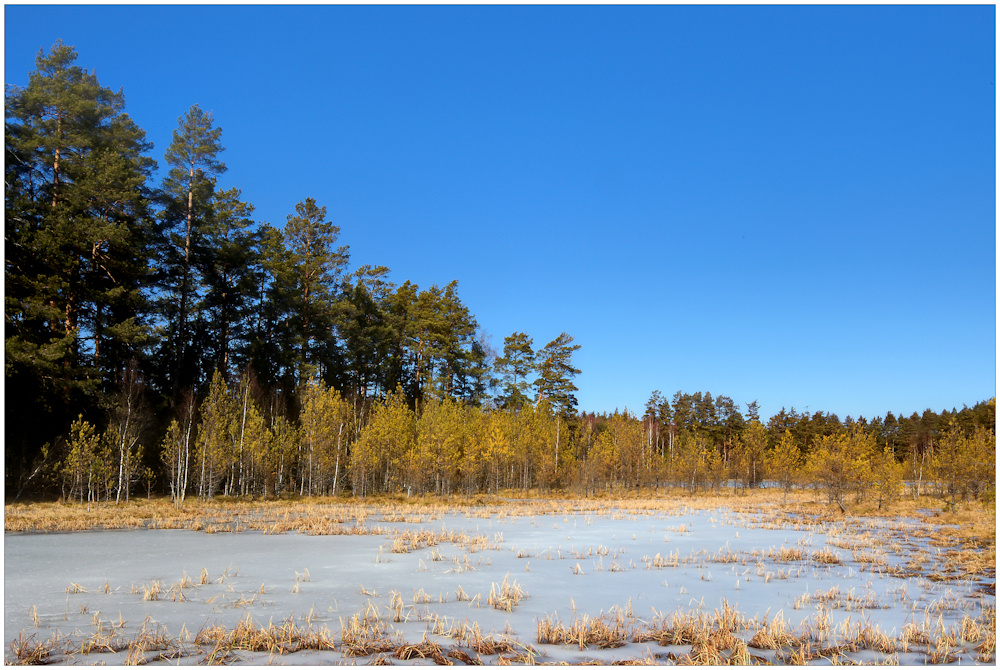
{"left": 4, "top": 505, "right": 994, "bottom": 664}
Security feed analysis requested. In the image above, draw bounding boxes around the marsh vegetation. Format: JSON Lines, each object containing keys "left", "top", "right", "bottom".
{"left": 5, "top": 494, "right": 994, "bottom": 665}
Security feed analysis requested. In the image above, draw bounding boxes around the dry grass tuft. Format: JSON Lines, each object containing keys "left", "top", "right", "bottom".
{"left": 140, "top": 580, "right": 164, "bottom": 602}
{"left": 447, "top": 647, "right": 483, "bottom": 665}
{"left": 7, "top": 632, "right": 60, "bottom": 665}
{"left": 339, "top": 604, "right": 395, "bottom": 657}
{"left": 769, "top": 546, "right": 805, "bottom": 562}
{"left": 195, "top": 614, "right": 336, "bottom": 657}
{"left": 487, "top": 573, "right": 527, "bottom": 612}
{"left": 811, "top": 547, "right": 842, "bottom": 564}
{"left": 747, "top": 612, "right": 801, "bottom": 650}
{"left": 538, "top": 610, "right": 631, "bottom": 650}
{"left": 393, "top": 637, "right": 449, "bottom": 664}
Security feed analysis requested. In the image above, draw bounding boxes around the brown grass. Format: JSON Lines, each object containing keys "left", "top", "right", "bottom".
{"left": 7, "top": 632, "right": 61, "bottom": 665}
{"left": 195, "top": 613, "right": 337, "bottom": 657}
{"left": 393, "top": 637, "right": 449, "bottom": 663}
{"left": 5, "top": 492, "right": 993, "bottom": 564}
{"left": 746, "top": 612, "right": 803, "bottom": 650}
{"left": 5, "top": 492, "right": 995, "bottom": 664}
{"left": 538, "top": 611, "right": 631, "bottom": 650}
{"left": 487, "top": 573, "right": 527, "bottom": 612}
{"left": 811, "top": 547, "right": 842, "bottom": 564}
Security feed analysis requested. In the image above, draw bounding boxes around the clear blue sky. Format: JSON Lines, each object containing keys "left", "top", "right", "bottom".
{"left": 5, "top": 5, "right": 996, "bottom": 422}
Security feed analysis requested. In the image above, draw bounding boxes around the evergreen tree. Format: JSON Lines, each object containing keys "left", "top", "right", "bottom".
{"left": 494, "top": 332, "right": 535, "bottom": 409}
{"left": 246, "top": 222, "right": 297, "bottom": 393}
{"left": 381, "top": 280, "right": 485, "bottom": 405}
{"left": 61, "top": 415, "right": 109, "bottom": 508}
{"left": 533, "top": 332, "right": 581, "bottom": 416}
{"left": 278, "top": 198, "right": 349, "bottom": 385}
{"left": 434, "top": 281, "right": 483, "bottom": 402}
{"left": 5, "top": 42, "right": 156, "bottom": 486}
{"left": 157, "top": 104, "right": 226, "bottom": 396}
{"left": 339, "top": 265, "right": 394, "bottom": 400}
{"left": 197, "top": 187, "right": 262, "bottom": 377}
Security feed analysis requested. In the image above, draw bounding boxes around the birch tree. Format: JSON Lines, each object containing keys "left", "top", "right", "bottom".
{"left": 195, "top": 371, "right": 234, "bottom": 498}
{"left": 62, "top": 416, "right": 108, "bottom": 509}
{"left": 767, "top": 429, "right": 801, "bottom": 502}
{"left": 105, "top": 360, "right": 148, "bottom": 503}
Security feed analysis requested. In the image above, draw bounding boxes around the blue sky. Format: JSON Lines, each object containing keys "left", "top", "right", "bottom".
{"left": 5, "top": 5, "right": 995, "bottom": 422}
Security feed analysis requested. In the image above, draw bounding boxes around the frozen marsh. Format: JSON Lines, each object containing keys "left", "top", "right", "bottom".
{"left": 4, "top": 499, "right": 995, "bottom": 664}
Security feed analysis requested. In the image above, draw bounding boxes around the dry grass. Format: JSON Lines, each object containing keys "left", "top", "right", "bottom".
{"left": 811, "top": 546, "right": 843, "bottom": 564}
{"left": 6, "top": 492, "right": 995, "bottom": 665}
{"left": 487, "top": 573, "right": 527, "bottom": 612}
{"left": 393, "top": 637, "right": 449, "bottom": 663}
{"left": 7, "top": 632, "right": 61, "bottom": 665}
{"left": 194, "top": 613, "right": 338, "bottom": 659}
{"left": 429, "top": 618, "right": 525, "bottom": 658}
{"left": 5, "top": 492, "right": 993, "bottom": 567}
{"left": 339, "top": 603, "right": 396, "bottom": 657}
{"left": 768, "top": 546, "right": 805, "bottom": 562}
{"left": 538, "top": 610, "right": 631, "bottom": 650}
{"left": 9, "top": 594, "right": 994, "bottom": 665}
{"left": 746, "top": 612, "right": 803, "bottom": 650}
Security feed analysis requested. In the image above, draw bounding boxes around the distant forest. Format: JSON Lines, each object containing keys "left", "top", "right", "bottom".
{"left": 6, "top": 44, "right": 995, "bottom": 506}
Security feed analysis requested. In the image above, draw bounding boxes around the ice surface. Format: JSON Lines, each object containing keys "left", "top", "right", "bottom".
{"left": 4, "top": 505, "right": 994, "bottom": 664}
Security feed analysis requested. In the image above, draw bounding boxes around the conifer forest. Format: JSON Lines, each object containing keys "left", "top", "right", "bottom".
{"left": 5, "top": 43, "right": 995, "bottom": 508}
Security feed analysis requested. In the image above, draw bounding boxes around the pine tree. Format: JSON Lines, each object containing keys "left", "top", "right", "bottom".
{"left": 197, "top": 187, "right": 262, "bottom": 376}
{"left": 61, "top": 415, "right": 108, "bottom": 509}
{"left": 494, "top": 332, "right": 535, "bottom": 409}
{"left": 6, "top": 42, "right": 156, "bottom": 484}
{"left": 247, "top": 223, "right": 297, "bottom": 393}
{"left": 157, "top": 104, "right": 226, "bottom": 396}
{"left": 278, "top": 198, "right": 349, "bottom": 385}
{"left": 340, "top": 265, "right": 395, "bottom": 399}
{"left": 533, "top": 332, "right": 581, "bottom": 416}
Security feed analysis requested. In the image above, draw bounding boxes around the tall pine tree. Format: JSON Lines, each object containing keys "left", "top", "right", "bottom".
{"left": 494, "top": 332, "right": 535, "bottom": 409}
{"left": 533, "top": 332, "right": 581, "bottom": 416}
{"left": 156, "top": 104, "right": 225, "bottom": 397}
{"left": 5, "top": 42, "right": 156, "bottom": 489}
{"left": 276, "top": 198, "right": 349, "bottom": 386}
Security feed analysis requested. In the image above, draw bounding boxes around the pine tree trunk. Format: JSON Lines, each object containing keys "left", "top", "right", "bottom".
{"left": 51, "top": 117, "right": 62, "bottom": 208}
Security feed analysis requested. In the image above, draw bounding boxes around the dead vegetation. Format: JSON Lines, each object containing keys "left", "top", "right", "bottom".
{"left": 5, "top": 492, "right": 994, "bottom": 579}
{"left": 5, "top": 492, "right": 995, "bottom": 665}
{"left": 7, "top": 593, "right": 995, "bottom": 665}
{"left": 537, "top": 608, "right": 632, "bottom": 650}
{"left": 487, "top": 573, "right": 527, "bottom": 612}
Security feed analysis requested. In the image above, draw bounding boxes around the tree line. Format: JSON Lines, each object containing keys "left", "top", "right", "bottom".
{"left": 6, "top": 43, "right": 995, "bottom": 506}
{"left": 632, "top": 391, "right": 994, "bottom": 509}
{"left": 5, "top": 42, "right": 581, "bottom": 498}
